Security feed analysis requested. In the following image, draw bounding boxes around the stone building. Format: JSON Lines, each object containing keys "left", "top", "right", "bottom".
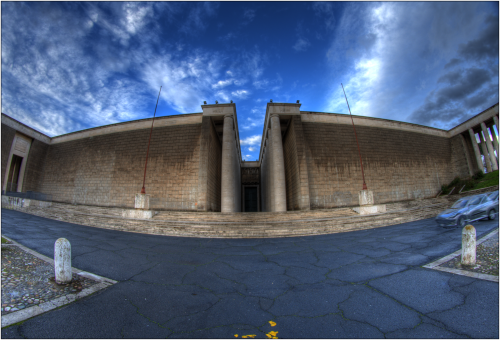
{"left": 2, "top": 102, "right": 498, "bottom": 213}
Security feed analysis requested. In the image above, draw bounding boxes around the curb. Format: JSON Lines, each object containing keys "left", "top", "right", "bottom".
{"left": 1, "top": 236, "right": 117, "bottom": 328}
{"left": 423, "top": 228, "right": 499, "bottom": 282}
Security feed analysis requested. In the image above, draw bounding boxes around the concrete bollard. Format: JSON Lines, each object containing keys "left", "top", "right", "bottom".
{"left": 461, "top": 225, "right": 476, "bottom": 266}
{"left": 54, "top": 238, "right": 72, "bottom": 284}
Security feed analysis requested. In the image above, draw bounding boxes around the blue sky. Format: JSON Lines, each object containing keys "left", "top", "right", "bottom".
{"left": 2, "top": 2, "right": 498, "bottom": 161}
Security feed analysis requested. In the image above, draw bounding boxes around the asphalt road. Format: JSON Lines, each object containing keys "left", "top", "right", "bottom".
{"left": 1, "top": 209, "right": 498, "bottom": 338}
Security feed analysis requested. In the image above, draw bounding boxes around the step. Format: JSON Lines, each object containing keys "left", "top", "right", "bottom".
{"left": 4, "top": 199, "right": 449, "bottom": 238}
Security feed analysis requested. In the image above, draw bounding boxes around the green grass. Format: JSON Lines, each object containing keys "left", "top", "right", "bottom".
{"left": 1, "top": 237, "right": 8, "bottom": 244}
{"left": 470, "top": 170, "right": 499, "bottom": 191}
{"left": 441, "top": 170, "right": 498, "bottom": 194}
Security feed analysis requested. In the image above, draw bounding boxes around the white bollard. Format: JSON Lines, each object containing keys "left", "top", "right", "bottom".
{"left": 461, "top": 225, "right": 476, "bottom": 266}
{"left": 54, "top": 238, "right": 72, "bottom": 284}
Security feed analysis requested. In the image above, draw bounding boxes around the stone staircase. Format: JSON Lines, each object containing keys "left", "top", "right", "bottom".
{"left": 2, "top": 196, "right": 455, "bottom": 238}
{"left": 3, "top": 185, "right": 497, "bottom": 238}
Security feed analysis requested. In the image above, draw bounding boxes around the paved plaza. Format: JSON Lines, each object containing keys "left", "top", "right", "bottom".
{"left": 1, "top": 209, "right": 498, "bottom": 338}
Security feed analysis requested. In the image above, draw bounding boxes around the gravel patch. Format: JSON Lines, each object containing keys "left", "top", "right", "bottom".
{"left": 1, "top": 245, "right": 99, "bottom": 315}
{"left": 439, "top": 233, "right": 499, "bottom": 276}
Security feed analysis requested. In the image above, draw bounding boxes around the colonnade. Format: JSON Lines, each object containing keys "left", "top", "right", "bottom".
{"left": 468, "top": 115, "right": 499, "bottom": 173}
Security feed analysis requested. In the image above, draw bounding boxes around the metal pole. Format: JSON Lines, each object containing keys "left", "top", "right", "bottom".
{"left": 141, "top": 86, "right": 162, "bottom": 194}
{"left": 341, "top": 83, "right": 368, "bottom": 190}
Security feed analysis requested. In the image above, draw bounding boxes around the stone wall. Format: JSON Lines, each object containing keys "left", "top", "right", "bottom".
{"left": 449, "top": 133, "right": 473, "bottom": 179}
{"left": 462, "top": 132, "right": 482, "bottom": 175}
{"left": 302, "top": 122, "right": 455, "bottom": 208}
{"left": 23, "top": 139, "right": 50, "bottom": 192}
{"left": 282, "top": 116, "right": 310, "bottom": 210}
{"left": 1, "top": 123, "right": 16, "bottom": 190}
{"left": 203, "top": 117, "right": 222, "bottom": 212}
{"left": 38, "top": 124, "right": 202, "bottom": 210}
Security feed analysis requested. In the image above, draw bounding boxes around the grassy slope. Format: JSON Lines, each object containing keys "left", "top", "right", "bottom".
{"left": 470, "top": 170, "right": 499, "bottom": 191}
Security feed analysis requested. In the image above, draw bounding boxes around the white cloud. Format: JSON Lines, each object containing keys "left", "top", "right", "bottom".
{"left": 253, "top": 80, "right": 269, "bottom": 89}
{"left": 242, "top": 117, "right": 261, "bottom": 130}
{"left": 323, "top": 2, "right": 498, "bottom": 126}
{"left": 240, "top": 135, "right": 261, "bottom": 146}
{"left": 248, "top": 147, "right": 255, "bottom": 152}
{"left": 293, "top": 38, "right": 310, "bottom": 52}
{"left": 231, "top": 90, "right": 249, "bottom": 99}
{"left": 141, "top": 52, "right": 226, "bottom": 112}
{"left": 180, "top": 2, "right": 219, "bottom": 34}
{"left": 122, "top": 3, "right": 154, "bottom": 35}
{"left": 0, "top": 2, "right": 294, "bottom": 137}
{"left": 215, "top": 91, "right": 230, "bottom": 103}
{"left": 212, "top": 79, "right": 233, "bottom": 89}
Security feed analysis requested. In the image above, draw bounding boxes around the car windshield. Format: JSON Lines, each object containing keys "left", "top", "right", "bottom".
{"left": 469, "top": 197, "right": 482, "bottom": 206}
{"left": 451, "top": 199, "right": 468, "bottom": 208}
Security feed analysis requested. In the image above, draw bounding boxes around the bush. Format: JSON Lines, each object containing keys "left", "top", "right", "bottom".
{"left": 473, "top": 171, "right": 484, "bottom": 180}
{"left": 463, "top": 179, "right": 475, "bottom": 191}
{"left": 450, "top": 177, "right": 461, "bottom": 186}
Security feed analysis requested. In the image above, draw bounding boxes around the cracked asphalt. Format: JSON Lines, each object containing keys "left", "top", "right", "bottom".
{"left": 1, "top": 209, "right": 498, "bottom": 339}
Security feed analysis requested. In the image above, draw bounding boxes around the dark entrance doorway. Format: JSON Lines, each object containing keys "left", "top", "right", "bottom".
{"left": 244, "top": 186, "right": 258, "bottom": 212}
{"left": 7, "top": 155, "right": 23, "bottom": 192}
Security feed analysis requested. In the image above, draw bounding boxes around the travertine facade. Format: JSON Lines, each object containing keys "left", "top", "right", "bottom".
{"left": 1, "top": 102, "right": 498, "bottom": 213}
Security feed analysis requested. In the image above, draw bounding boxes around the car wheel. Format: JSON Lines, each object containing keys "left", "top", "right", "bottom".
{"left": 457, "top": 216, "right": 466, "bottom": 228}
{"left": 488, "top": 209, "right": 496, "bottom": 220}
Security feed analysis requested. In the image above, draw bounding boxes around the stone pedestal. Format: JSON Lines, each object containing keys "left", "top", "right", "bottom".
{"left": 135, "top": 193, "right": 150, "bottom": 210}
{"left": 122, "top": 209, "right": 154, "bottom": 219}
{"left": 353, "top": 205, "right": 387, "bottom": 214}
{"left": 354, "top": 189, "right": 386, "bottom": 215}
{"left": 359, "top": 190, "right": 374, "bottom": 206}
{"left": 121, "top": 193, "right": 154, "bottom": 219}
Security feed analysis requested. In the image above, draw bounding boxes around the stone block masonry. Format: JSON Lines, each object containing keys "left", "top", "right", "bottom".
{"left": 450, "top": 133, "right": 472, "bottom": 178}
{"left": 302, "top": 121, "right": 455, "bottom": 208}
{"left": 1, "top": 102, "right": 497, "bottom": 215}
{"left": 22, "top": 139, "right": 50, "bottom": 193}
{"left": 1, "top": 124, "right": 16, "bottom": 190}
{"left": 197, "top": 116, "right": 222, "bottom": 212}
{"left": 283, "top": 116, "right": 310, "bottom": 210}
{"left": 38, "top": 124, "right": 202, "bottom": 210}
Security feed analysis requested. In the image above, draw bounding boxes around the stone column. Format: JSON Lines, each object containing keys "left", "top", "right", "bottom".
{"left": 468, "top": 129, "right": 483, "bottom": 173}
{"left": 270, "top": 114, "right": 287, "bottom": 212}
{"left": 481, "top": 122, "right": 498, "bottom": 170}
{"left": 494, "top": 116, "right": 500, "bottom": 161}
{"left": 479, "top": 132, "right": 492, "bottom": 173}
{"left": 488, "top": 126, "right": 499, "bottom": 162}
{"left": 221, "top": 114, "right": 236, "bottom": 212}
{"left": 269, "top": 131, "right": 275, "bottom": 212}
